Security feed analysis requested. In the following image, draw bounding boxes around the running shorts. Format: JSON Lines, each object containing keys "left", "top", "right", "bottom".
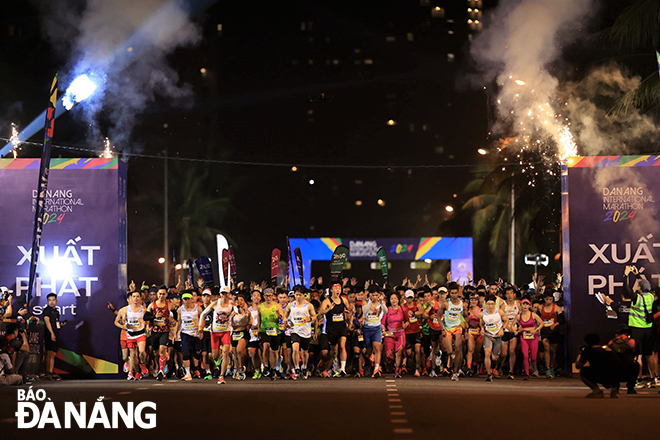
{"left": 211, "top": 331, "right": 231, "bottom": 350}
{"left": 259, "top": 332, "right": 280, "bottom": 350}
{"left": 483, "top": 334, "right": 502, "bottom": 357}
{"left": 290, "top": 333, "right": 311, "bottom": 351}
{"left": 363, "top": 326, "right": 382, "bottom": 347}
{"left": 405, "top": 332, "right": 421, "bottom": 349}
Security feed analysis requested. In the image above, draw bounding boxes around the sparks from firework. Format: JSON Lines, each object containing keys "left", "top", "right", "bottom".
{"left": 493, "top": 77, "right": 577, "bottom": 187}
{"left": 100, "top": 137, "right": 113, "bottom": 158}
{"left": 9, "top": 123, "right": 20, "bottom": 158}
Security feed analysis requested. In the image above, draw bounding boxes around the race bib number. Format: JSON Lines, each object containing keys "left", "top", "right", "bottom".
{"left": 250, "top": 329, "right": 259, "bottom": 342}
{"left": 182, "top": 318, "right": 195, "bottom": 331}
{"left": 384, "top": 331, "right": 394, "bottom": 338}
{"left": 266, "top": 328, "right": 277, "bottom": 336}
{"left": 332, "top": 314, "right": 344, "bottom": 322}
{"left": 232, "top": 332, "right": 243, "bottom": 341}
{"left": 543, "top": 319, "right": 554, "bottom": 328}
{"left": 432, "top": 317, "right": 439, "bottom": 325}
{"left": 409, "top": 316, "right": 418, "bottom": 323}
{"left": 485, "top": 322, "right": 498, "bottom": 332}
{"left": 523, "top": 330, "right": 535, "bottom": 340}
{"left": 293, "top": 317, "right": 306, "bottom": 327}
{"left": 468, "top": 328, "right": 480, "bottom": 335}
{"left": 446, "top": 313, "right": 460, "bottom": 323}
{"left": 357, "top": 335, "right": 364, "bottom": 342}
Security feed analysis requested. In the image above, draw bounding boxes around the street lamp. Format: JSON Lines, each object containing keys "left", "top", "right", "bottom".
{"left": 158, "top": 257, "right": 165, "bottom": 264}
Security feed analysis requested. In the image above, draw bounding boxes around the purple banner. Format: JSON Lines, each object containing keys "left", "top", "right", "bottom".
{"left": 563, "top": 163, "right": 660, "bottom": 366}
{"left": 0, "top": 159, "right": 127, "bottom": 378}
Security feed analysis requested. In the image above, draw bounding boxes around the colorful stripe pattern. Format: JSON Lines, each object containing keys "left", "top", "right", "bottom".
{"left": 0, "top": 158, "right": 119, "bottom": 169}
{"left": 320, "top": 237, "right": 342, "bottom": 252}
{"left": 415, "top": 237, "right": 442, "bottom": 260}
{"left": 566, "top": 156, "right": 660, "bottom": 168}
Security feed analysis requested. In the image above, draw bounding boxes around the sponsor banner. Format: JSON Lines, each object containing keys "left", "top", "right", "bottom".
{"left": 0, "top": 158, "right": 126, "bottom": 378}
{"left": 377, "top": 247, "right": 388, "bottom": 285}
{"left": 330, "top": 245, "right": 349, "bottom": 283}
{"left": 563, "top": 156, "right": 660, "bottom": 364}
{"left": 270, "top": 249, "right": 281, "bottom": 285}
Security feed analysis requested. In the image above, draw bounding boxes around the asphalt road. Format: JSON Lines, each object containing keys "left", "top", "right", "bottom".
{"left": 1, "top": 375, "right": 658, "bottom": 440}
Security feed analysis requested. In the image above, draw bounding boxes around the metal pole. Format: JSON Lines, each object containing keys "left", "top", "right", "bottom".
{"left": 163, "top": 150, "right": 168, "bottom": 286}
{"left": 510, "top": 174, "right": 515, "bottom": 284}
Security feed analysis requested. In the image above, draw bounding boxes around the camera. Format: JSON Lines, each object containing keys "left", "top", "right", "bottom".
{"left": 0, "top": 286, "right": 12, "bottom": 302}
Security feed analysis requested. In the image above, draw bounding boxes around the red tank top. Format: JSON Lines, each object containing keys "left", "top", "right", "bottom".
{"left": 539, "top": 304, "right": 557, "bottom": 324}
{"left": 152, "top": 301, "right": 170, "bottom": 333}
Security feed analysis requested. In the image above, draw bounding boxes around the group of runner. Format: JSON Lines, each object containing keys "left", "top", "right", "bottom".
{"left": 110, "top": 276, "right": 567, "bottom": 383}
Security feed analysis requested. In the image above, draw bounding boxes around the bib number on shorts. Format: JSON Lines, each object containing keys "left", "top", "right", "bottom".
{"left": 232, "top": 332, "right": 243, "bottom": 341}
{"left": 357, "top": 335, "right": 364, "bottom": 342}
{"left": 523, "top": 330, "right": 535, "bottom": 340}
{"left": 543, "top": 319, "right": 554, "bottom": 328}
{"left": 266, "top": 328, "right": 277, "bottom": 336}
{"left": 468, "top": 327, "right": 480, "bottom": 335}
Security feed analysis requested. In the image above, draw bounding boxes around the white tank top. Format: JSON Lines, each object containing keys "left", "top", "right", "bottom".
{"left": 180, "top": 305, "right": 199, "bottom": 336}
{"left": 483, "top": 309, "right": 503, "bottom": 337}
{"left": 249, "top": 306, "right": 260, "bottom": 341}
{"left": 290, "top": 302, "right": 312, "bottom": 338}
{"left": 126, "top": 306, "right": 145, "bottom": 334}
{"left": 443, "top": 300, "right": 463, "bottom": 329}
{"left": 503, "top": 302, "right": 519, "bottom": 332}
{"left": 212, "top": 300, "right": 232, "bottom": 332}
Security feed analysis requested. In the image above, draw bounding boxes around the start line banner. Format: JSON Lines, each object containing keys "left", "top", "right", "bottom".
{"left": 0, "top": 158, "right": 127, "bottom": 378}
{"left": 562, "top": 155, "right": 660, "bottom": 365}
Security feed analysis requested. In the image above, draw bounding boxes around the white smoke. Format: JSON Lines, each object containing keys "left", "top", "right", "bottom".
{"left": 37, "top": 0, "right": 202, "bottom": 150}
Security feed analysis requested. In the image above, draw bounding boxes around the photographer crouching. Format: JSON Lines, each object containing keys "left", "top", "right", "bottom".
{"left": 576, "top": 332, "right": 639, "bottom": 398}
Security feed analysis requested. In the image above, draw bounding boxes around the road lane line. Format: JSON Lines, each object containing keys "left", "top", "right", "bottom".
{"left": 393, "top": 428, "right": 413, "bottom": 434}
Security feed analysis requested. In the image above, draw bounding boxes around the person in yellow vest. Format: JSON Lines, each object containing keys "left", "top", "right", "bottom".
{"left": 622, "top": 265, "right": 658, "bottom": 388}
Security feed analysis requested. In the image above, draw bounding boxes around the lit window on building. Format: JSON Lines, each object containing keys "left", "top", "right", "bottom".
{"left": 448, "top": 30, "right": 454, "bottom": 35}
{"left": 431, "top": 7, "right": 444, "bottom": 18}
{"left": 407, "top": 32, "right": 414, "bottom": 41}
{"left": 468, "top": 8, "right": 482, "bottom": 20}
{"left": 386, "top": 36, "right": 396, "bottom": 42}
{"left": 217, "top": 24, "right": 222, "bottom": 36}
{"left": 364, "top": 59, "right": 373, "bottom": 65}
{"left": 468, "top": 0, "right": 483, "bottom": 8}
{"left": 447, "top": 53, "right": 455, "bottom": 62}
{"left": 446, "top": 19, "right": 454, "bottom": 23}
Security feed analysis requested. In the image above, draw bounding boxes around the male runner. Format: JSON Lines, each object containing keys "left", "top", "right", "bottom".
{"left": 114, "top": 291, "right": 148, "bottom": 380}
{"left": 179, "top": 291, "right": 203, "bottom": 381}
{"left": 285, "top": 286, "right": 317, "bottom": 379}
{"left": 319, "top": 282, "right": 351, "bottom": 377}
{"left": 147, "top": 286, "right": 170, "bottom": 380}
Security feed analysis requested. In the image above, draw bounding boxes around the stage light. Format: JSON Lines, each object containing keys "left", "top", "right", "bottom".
{"left": 47, "top": 257, "right": 73, "bottom": 278}
{"left": 158, "top": 257, "right": 165, "bottom": 264}
{"left": 445, "top": 205, "right": 454, "bottom": 212}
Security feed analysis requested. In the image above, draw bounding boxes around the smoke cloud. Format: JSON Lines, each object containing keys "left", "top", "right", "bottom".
{"left": 37, "top": 0, "right": 202, "bottom": 151}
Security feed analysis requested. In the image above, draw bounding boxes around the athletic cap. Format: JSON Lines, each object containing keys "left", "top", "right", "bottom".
{"left": 404, "top": 290, "right": 415, "bottom": 299}
{"left": 521, "top": 298, "right": 531, "bottom": 305}
{"left": 220, "top": 286, "right": 231, "bottom": 294}
{"left": 201, "top": 290, "right": 211, "bottom": 296}
{"left": 182, "top": 293, "right": 193, "bottom": 299}
{"left": 438, "top": 286, "right": 448, "bottom": 293}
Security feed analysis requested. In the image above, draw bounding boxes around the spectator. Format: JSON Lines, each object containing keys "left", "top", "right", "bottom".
{"left": 0, "top": 335, "right": 23, "bottom": 386}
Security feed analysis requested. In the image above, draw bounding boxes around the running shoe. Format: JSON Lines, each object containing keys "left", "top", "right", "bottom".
{"left": 485, "top": 374, "right": 493, "bottom": 382}
{"left": 52, "top": 373, "right": 62, "bottom": 381}
{"left": 531, "top": 369, "right": 540, "bottom": 378}
{"left": 322, "top": 371, "right": 331, "bottom": 378}
{"left": 204, "top": 373, "right": 213, "bottom": 380}
{"left": 394, "top": 370, "right": 401, "bottom": 379}
{"left": 451, "top": 373, "right": 458, "bottom": 381}
{"left": 252, "top": 371, "right": 262, "bottom": 380}
{"left": 435, "top": 355, "right": 442, "bottom": 367}
{"left": 123, "top": 362, "right": 129, "bottom": 373}
{"left": 401, "top": 366, "right": 408, "bottom": 375}
{"left": 429, "top": 369, "right": 437, "bottom": 378}
{"left": 546, "top": 368, "right": 554, "bottom": 379}
{"left": 127, "top": 373, "right": 135, "bottom": 381}
{"left": 194, "top": 369, "right": 201, "bottom": 378}
{"left": 458, "top": 369, "right": 465, "bottom": 377}
{"left": 523, "top": 375, "right": 530, "bottom": 381}
{"left": 492, "top": 369, "right": 499, "bottom": 378}
{"left": 421, "top": 368, "right": 428, "bottom": 376}
{"left": 240, "top": 370, "right": 247, "bottom": 381}
{"left": 163, "top": 364, "right": 169, "bottom": 375}
{"left": 217, "top": 376, "right": 226, "bottom": 384}
{"left": 182, "top": 374, "right": 193, "bottom": 381}
{"left": 634, "top": 380, "right": 645, "bottom": 389}
{"left": 354, "top": 370, "right": 361, "bottom": 378}
{"left": 135, "top": 372, "right": 142, "bottom": 380}
{"left": 466, "top": 369, "right": 474, "bottom": 377}
{"left": 370, "top": 354, "right": 375, "bottom": 363}
{"left": 425, "top": 359, "right": 432, "bottom": 369}
{"left": 140, "top": 363, "right": 148, "bottom": 376}
{"left": 332, "top": 371, "right": 342, "bottom": 378}
{"left": 652, "top": 377, "right": 660, "bottom": 388}
{"left": 372, "top": 368, "right": 381, "bottom": 378}
{"left": 414, "top": 370, "right": 421, "bottom": 377}
{"left": 263, "top": 368, "right": 271, "bottom": 378}
{"left": 291, "top": 371, "right": 297, "bottom": 380}
{"left": 507, "top": 373, "right": 514, "bottom": 380}
{"left": 270, "top": 373, "right": 277, "bottom": 381}
{"left": 276, "top": 356, "right": 283, "bottom": 373}
{"left": 156, "top": 371, "right": 163, "bottom": 382}
{"left": 478, "top": 367, "right": 486, "bottom": 376}
{"left": 302, "top": 369, "right": 309, "bottom": 380}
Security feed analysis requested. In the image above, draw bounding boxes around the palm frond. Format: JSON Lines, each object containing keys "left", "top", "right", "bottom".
{"left": 608, "top": 70, "right": 660, "bottom": 116}
{"left": 610, "top": 0, "right": 660, "bottom": 51}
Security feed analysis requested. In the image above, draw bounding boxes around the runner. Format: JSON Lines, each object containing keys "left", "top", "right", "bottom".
{"left": 178, "top": 290, "right": 203, "bottom": 381}
{"left": 230, "top": 292, "right": 251, "bottom": 380}
{"left": 277, "top": 289, "right": 292, "bottom": 379}
{"left": 319, "top": 282, "right": 351, "bottom": 377}
{"left": 248, "top": 289, "right": 263, "bottom": 379}
{"left": 517, "top": 297, "right": 544, "bottom": 380}
{"left": 442, "top": 283, "right": 466, "bottom": 381}
{"left": 199, "top": 287, "right": 215, "bottom": 379}
{"left": 382, "top": 291, "right": 408, "bottom": 378}
{"left": 114, "top": 291, "right": 148, "bottom": 380}
{"left": 465, "top": 293, "right": 483, "bottom": 376}
{"left": 168, "top": 292, "right": 184, "bottom": 379}
{"left": 362, "top": 286, "right": 388, "bottom": 378}
{"left": 147, "top": 286, "right": 171, "bottom": 381}
{"left": 500, "top": 285, "right": 521, "bottom": 379}
{"left": 539, "top": 291, "right": 563, "bottom": 378}
{"left": 199, "top": 286, "right": 234, "bottom": 384}
{"left": 422, "top": 288, "right": 443, "bottom": 377}
{"left": 480, "top": 294, "right": 511, "bottom": 382}
{"left": 285, "top": 285, "right": 317, "bottom": 380}
{"left": 402, "top": 289, "right": 423, "bottom": 377}
{"left": 258, "top": 287, "right": 285, "bottom": 381}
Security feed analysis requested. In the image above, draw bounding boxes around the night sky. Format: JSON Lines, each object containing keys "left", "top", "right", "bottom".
{"left": 0, "top": 1, "right": 556, "bottom": 284}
